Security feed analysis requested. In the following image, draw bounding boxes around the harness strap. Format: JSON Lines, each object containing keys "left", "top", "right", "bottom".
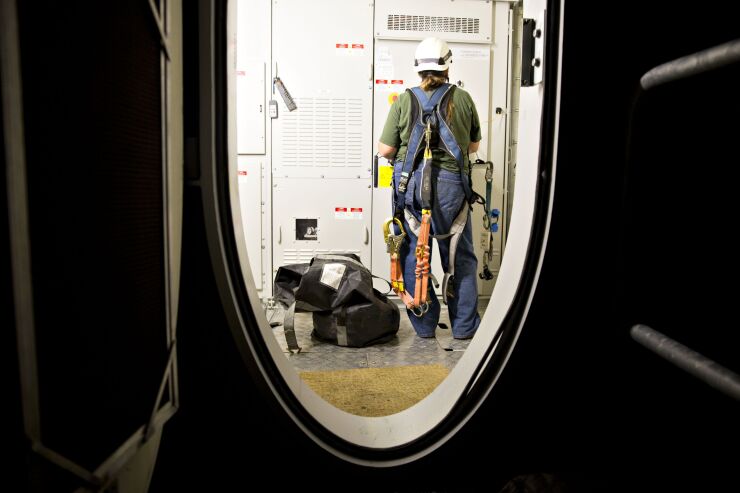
{"left": 371, "top": 274, "right": 394, "bottom": 295}
{"left": 335, "top": 306, "right": 348, "bottom": 346}
{"left": 404, "top": 205, "right": 470, "bottom": 306}
{"left": 441, "top": 205, "right": 470, "bottom": 304}
{"left": 408, "top": 117, "right": 435, "bottom": 311}
{"left": 393, "top": 84, "right": 454, "bottom": 219}
{"left": 420, "top": 83, "right": 475, "bottom": 206}
{"left": 390, "top": 251, "right": 417, "bottom": 310}
{"left": 483, "top": 159, "right": 494, "bottom": 262}
{"left": 473, "top": 158, "right": 496, "bottom": 280}
{"left": 283, "top": 302, "right": 301, "bottom": 353}
{"left": 413, "top": 211, "right": 432, "bottom": 309}
{"left": 437, "top": 115, "right": 475, "bottom": 204}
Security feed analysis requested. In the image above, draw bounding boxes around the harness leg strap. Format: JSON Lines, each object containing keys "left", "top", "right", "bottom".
{"left": 441, "top": 205, "right": 470, "bottom": 305}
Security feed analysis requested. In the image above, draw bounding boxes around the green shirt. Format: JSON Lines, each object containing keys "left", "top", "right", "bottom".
{"left": 379, "top": 86, "right": 482, "bottom": 173}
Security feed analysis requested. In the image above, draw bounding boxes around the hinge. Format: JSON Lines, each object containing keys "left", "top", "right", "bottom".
{"left": 521, "top": 11, "right": 545, "bottom": 87}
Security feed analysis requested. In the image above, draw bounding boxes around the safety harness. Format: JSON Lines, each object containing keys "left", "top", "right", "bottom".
{"left": 384, "top": 83, "right": 481, "bottom": 316}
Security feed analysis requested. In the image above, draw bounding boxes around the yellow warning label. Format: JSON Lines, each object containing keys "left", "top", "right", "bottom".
{"left": 378, "top": 165, "right": 393, "bottom": 188}
{"left": 388, "top": 92, "right": 399, "bottom": 105}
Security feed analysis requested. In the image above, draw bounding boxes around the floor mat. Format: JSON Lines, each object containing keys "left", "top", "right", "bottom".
{"left": 299, "top": 364, "right": 450, "bottom": 417}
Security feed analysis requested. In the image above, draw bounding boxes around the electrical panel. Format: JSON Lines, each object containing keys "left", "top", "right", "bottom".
{"left": 269, "top": 0, "right": 374, "bottom": 273}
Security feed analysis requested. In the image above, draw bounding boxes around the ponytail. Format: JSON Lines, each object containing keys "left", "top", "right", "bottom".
{"left": 419, "top": 70, "right": 448, "bottom": 91}
{"left": 418, "top": 70, "right": 454, "bottom": 124}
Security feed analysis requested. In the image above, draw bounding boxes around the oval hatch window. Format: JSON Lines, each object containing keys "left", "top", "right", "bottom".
{"left": 206, "top": 0, "right": 561, "bottom": 465}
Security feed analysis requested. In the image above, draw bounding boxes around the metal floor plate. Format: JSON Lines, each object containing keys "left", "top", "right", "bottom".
{"left": 267, "top": 302, "right": 486, "bottom": 372}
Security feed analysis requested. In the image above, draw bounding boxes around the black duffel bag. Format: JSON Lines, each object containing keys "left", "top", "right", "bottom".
{"left": 273, "top": 253, "right": 399, "bottom": 351}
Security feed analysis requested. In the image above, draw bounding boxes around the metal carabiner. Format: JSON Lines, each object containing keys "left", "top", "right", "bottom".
{"left": 484, "top": 160, "right": 493, "bottom": 183}
{"left": 383, "top": 217, "right": 406, "bottom": 242}
{"left": 410, "top": 301, "right": 429, "bottom": 318}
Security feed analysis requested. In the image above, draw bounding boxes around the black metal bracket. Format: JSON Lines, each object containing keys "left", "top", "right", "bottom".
{"left": 521, "top": 18, "right": 536, "bottom": 87}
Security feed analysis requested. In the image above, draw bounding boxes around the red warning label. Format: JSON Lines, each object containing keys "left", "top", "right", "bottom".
{"left": 375, "top": 79, "right": 388, "bottom": 85}
{"left": 351, "top": 207, "right": 363, "bottom": 219}
{"left": 336, "top": 43, "right": 348, "bottom": 48}
{"left": 391, "top": 79, "right": 404, "bottom": 84}
{"left": 352, "top": 43, "right": 364, "bottom": 49}
{"left": 238, "top": 170, "right": 247, "bottom": 176}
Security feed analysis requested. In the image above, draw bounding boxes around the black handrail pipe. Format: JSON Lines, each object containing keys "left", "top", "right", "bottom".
{"left": 630, "top": 324, "right": 740, "bottom": 401}
{"left": 640, "top": 38, "right": 740, "bottom": 90}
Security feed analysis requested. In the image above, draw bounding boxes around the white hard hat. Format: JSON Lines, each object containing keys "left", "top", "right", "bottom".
{"left": 414, "top": 37, "right": 452, "bottom": 72}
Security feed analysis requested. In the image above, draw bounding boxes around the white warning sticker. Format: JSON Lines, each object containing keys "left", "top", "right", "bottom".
{"left": 349, "top": 43, "right": 365, "bottom": 56}
{"left": 320, "top": 263, "right": 346, "bottom": 290}
{"left": 335, "top": 206, "right": 363, "bottom": 219}
{"left": 453, "top": 47, "right": 489, "bottom": 60}
{"left": 376, "top": 48, "right": 396, "bottom": 82}
{"left": 375, "top": 79, "right": 392, "bottom": 92}
{"left": 376, "top": 47, "right": 392, "bottom": 63}
{"left": 336, "top": 42, "right": 366, "bottom": 56}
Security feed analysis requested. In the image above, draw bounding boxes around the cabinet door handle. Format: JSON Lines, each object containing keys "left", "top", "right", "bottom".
{"left": 373, "top": 154, "right": 379, "bottom": 188}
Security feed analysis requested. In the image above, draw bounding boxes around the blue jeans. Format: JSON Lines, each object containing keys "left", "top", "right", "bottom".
{"left": 393, "top": 165, "right": 480, "bottom": 339}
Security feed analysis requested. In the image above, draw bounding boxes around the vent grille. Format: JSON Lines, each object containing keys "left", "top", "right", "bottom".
{"left": 387, "top": 14, "right": 480, "bottom": 34}
{"left": 281, "top": 98, "right": 364, "bottom": 167}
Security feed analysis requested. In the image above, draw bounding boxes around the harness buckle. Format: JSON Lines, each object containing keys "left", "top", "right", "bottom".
{"left": 445, "top": 275, "right": 456, "bottom": 299}
{"left": 398, "top": 172, "right": 410, "bottom": 194}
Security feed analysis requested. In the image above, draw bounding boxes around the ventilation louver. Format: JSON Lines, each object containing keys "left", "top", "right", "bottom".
{"left": 281, "top": 97, "right": 363, "bottom": 168}
{"left": 386, "top": 14, "right": 480, "bottom": 34}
